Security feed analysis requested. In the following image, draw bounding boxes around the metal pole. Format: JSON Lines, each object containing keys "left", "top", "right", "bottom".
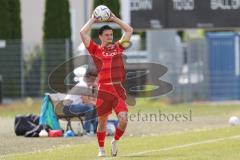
{"left": 84, "top": 0, "right": 88, "bottom": 23}
{"left": 83, "top": 0, "right": 89, "bottom": 57}
{"left": 0, "top": 75, "right": 2, "bottom": 104}
{"left": 65, "top": 39, "right": 70, "bottom": 90}
{"left": 20, "top": 41, "right": 25, "bottom": 98}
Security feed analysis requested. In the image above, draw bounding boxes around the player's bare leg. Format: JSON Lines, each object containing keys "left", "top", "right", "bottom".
{"left": 111, "top": 112, "right": 128, "bottom": 157}
{"left": 97, "top": 115, "right": 108, "bottom": 157}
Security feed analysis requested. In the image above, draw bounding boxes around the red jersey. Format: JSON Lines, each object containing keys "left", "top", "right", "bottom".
{"left": 87, "top": 39, "right": 126, "bottom": 84}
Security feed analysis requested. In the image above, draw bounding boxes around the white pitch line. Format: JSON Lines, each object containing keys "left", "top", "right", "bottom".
{"left": 1, "top": 135, "right": 240, "bottom": 160}
{"left": 104, "top": 135, "right": 240, "bottom": 160}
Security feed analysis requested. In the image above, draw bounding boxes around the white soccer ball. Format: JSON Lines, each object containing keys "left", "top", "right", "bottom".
{"left": 228, "top": 116, "right": 240, "bottom": 126}
{"left": 93, "top": 5, "right": 111, "bottom": 22}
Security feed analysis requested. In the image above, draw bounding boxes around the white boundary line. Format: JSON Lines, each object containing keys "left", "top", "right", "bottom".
{"left": 1, "top": 135, "right": 240, "bottom": 160}
{"left": 104, "top": 135, "right": 240, "bottom": 159}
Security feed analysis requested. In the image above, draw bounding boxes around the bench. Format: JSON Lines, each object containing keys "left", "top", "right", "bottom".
{"left": 48, "top": 93, "right": 85, "bottom": 134}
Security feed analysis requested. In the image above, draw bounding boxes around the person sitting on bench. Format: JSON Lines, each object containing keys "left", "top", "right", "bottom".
{"left": 63, "top": 67, "right": 97, "bottom": 135}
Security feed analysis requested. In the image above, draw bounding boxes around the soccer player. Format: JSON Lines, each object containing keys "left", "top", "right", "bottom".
{"left": 80, "top": 12, "right": 133, "bottom": 157}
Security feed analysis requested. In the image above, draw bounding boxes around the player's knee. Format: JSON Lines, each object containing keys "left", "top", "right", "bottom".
{"left": 118, "top": 112, "right": 128, "bottom": 124}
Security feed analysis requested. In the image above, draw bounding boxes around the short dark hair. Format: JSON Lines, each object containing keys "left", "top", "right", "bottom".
{"left": 98, "top": 25, "right": 113, "bottom": 35}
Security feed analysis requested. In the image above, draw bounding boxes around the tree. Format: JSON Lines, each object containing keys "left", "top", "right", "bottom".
{"left": 42, "top": 0, "right": 73, "bottom": 93}
{"left": 0, "top": 1, "right": 10, "bottom": 39}
{"left": 0, "top": 0, "right": 22, "bottom": 97}
{"left": 91, "top": 0, "right": 122, "bottom": 43}
{"left": 8, "top": 0, "right": 22, "bottom": 39}
{"left": 0, "top": 0, "right": 21, "bottom": 39}
{"left": 43, "top": 0, "right": 71, "bottom": 39}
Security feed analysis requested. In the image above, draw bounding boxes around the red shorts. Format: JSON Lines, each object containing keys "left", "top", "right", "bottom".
{"left": 96, "top": 83, "right": 128, "bottom": 116}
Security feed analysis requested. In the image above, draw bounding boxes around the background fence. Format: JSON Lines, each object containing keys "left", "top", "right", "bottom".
{"left": 0, "top": 39, "right": 72, "bottom": 98}
{"left": 0, "top": 32, "right": 240, "bottom": 102}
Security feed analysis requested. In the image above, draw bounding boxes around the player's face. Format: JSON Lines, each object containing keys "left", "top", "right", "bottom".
{"left": 99, "top": 30, "right": 113, "bottom": 44}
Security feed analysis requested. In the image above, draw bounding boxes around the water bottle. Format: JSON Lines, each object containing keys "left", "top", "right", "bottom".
{"left": 77, "top": 123, "right": 81, "bottom": 136}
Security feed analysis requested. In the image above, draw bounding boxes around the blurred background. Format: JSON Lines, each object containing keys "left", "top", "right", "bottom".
{"left": 0, "top": 0, "right": 240, "bottom": 103}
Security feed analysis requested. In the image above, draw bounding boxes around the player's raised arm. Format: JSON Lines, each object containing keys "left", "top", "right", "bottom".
{"left": 109, "top": 13, "right": 133, "bottom": 43}
{"left": 80, "top": 15, "right": 96, "bottom": 48}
